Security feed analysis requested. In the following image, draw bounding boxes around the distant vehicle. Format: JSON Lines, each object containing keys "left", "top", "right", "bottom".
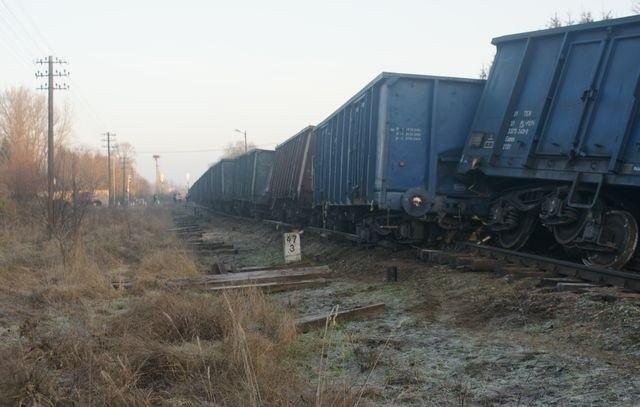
{"left": 76, "top": 191, "right": 103, "bottom": 206}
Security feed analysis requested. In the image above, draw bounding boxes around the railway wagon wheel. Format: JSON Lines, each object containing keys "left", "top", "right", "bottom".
{"left": 496, "top": 211, "right": 537, "bottom": 250}
{"left": 582, "top": 210, "right": 638, "bottom": 269}
{"left": 552, "top": 208, "right": 588, "bottom": 245}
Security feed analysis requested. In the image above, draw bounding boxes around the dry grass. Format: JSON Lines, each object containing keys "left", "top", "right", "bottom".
{"left": 0, "top": 288, "right": 343, "bottom": 406}
{"left": 132, "top": 250, "right": 200, "bottom": 290}
{"left": 0, "top": 205, "right": 363, "bottom": 406}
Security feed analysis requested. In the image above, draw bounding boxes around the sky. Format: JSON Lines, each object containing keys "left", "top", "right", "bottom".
{"left": 0, "top": 0, "right": 637, "bottom": 189}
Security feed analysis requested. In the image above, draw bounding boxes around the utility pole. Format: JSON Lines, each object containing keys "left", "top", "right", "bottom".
{"left": 122, "top": 153, "right": 127, "bottom": 206}
{"left": 71, "top": 153, "right": 78, "bottom": 208}
{"left": 127, "top": 174, "right": 132, "bottom": 203}
{"left": 102, "top": 132, "right": 116, "bottom": 206}
{"left": 35, "top": 56, "right": 69, "bottom": 230}
{"left": 153, "top": 155, "right": 161, "bottom": 196}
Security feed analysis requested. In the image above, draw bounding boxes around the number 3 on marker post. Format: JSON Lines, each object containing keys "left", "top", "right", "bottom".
{"left": 283, "top": 232, "right": 301, "bottom": 263}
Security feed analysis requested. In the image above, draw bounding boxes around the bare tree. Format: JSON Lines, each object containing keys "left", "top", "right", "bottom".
{"left": 41, "top": 147, "right": 101, "bottom": 270}
{"left": 564, "top": 12, "right": 576, "bottom": 26}
{"left": 54, "top": 147, "right": 107, "bottom": 204}
{"left": 221, "top": 140, "right": 257, "bottom": 159}
{"left": 479, "top": 57, "right": 495, "bottom": 80}
{"left": 114, "top": 142, "right": 136, "bottom": 204}
{"left": 601, "top": 10, "right": 614, "bottom": 20}
{"left": 0, "top": 86, "right": 71, "bottom": 200}
{"left": 547, "top": 12, "right": 563, "bottom": 28}
{"left": 547, "top": 9, "right": 613, "bottom": 29}
{"left": 479, "top": 65, "right": 488, "bottom": 80}
{"left": 579, "top": 11, "right": 594, "bottom": 23}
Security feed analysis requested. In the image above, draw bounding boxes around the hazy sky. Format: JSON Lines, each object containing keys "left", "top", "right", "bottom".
{"left": 0, "top": 0, "right": 637, "bottom": 187}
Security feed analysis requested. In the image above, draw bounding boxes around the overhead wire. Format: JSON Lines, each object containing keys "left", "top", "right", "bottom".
{"left": 19, "top": 0, "right": 114, "bottom": 131}
{"left": 0, "top": 0, "right": 112, "bottom": 135}
{"left": 0, "top": 7, "right": 39, "bottom": 70}
{"left": 0, "top": 0, "right": 48, "bottom": 56}
{"left": 9, "top": 0, "right": 55, "bottom": 54}
{"left": 136, "top": 142, "right": 279, "bottom": 154}
{"left": 0, "top": 1, "right": 282, "bottom": 174}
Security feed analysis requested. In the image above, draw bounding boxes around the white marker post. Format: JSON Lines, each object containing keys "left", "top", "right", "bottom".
{"left": 284, "top": 232, "right": 301, "bottom": 263}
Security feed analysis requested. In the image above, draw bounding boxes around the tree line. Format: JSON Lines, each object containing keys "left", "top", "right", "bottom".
{"left": 0, "top": 86, "right": 151, "bottom": 208}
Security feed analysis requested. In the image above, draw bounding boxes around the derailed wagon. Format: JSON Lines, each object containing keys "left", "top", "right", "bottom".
{"left": 269, "top": 126, "right": 315, "bottom": 224}
{"left": 190, "top": 160, "right": 234, "bottom": 210}
{"left": 190, "top": 166, "right": 212, "bottom": 207}
{"left": 458, "top": 15, "right": 640, "bottom": 267}
{"left": 210, "top": 159, "right": 235, "bottom": 211}
{"left": 313, "top": 72, "right": 485, "bottom": 242}
{"left": 232, "top": 149, "right": 275, "bottom": 217}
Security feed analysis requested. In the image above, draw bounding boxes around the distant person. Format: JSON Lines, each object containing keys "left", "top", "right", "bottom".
{"left": 173, "top": 193, "right": 178, "bottom": 204}
{"left": 153, "top": 194, "right": 160, "bottom": 205}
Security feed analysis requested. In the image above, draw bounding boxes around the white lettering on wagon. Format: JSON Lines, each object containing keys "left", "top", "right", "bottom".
{"left": 503, "top": 110, "right": 536, "bottom": 150}
{"left": 390, "top": 127, "right": 423, "bottom": 142}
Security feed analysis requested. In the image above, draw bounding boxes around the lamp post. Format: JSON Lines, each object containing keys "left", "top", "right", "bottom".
{"left": 234, "top": 129, "right": 247, "bottom": 153}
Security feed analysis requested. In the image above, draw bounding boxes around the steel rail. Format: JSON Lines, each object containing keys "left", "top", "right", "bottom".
{"left": 185, "top": 204, "right": 640, "bottom": 291}
{"left": 187, "top": 203, "right": 362, "bottom": 241}
{"left": 462, "top": 243, "right": 640, "bottom": 291}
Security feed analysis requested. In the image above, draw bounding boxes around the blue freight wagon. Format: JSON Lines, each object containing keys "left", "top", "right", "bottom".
{"left": 232, "top": 149, "right": 275, "bottom": 217}
{"left": 210, "top": 159, "right": 235, "bottom": 211}
{"left": 190, "top": 166, "right": 213, "bottom": 206}
{"left": 458, "top": 15, "right": 640, "bottom": 267}
{"left": 269, "top": 126, "right": 315, "bottom": 223}
{"left": 313, "top": 72, "right": 485, "bottom": 241}
{"left": 189, "top": 160, "right": 234, "bottom": 210}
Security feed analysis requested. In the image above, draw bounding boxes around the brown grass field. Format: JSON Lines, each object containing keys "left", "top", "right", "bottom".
{"left": 2, "top": 204, "right": 640, "bottom": 406}
{"left": 0, "top": 205, "right": 362, "bottom": 406}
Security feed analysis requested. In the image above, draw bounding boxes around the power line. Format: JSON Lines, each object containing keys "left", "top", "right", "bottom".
{"left": 0, "top": 9, "right": 38, "bottom": 66}
{"left": 8, "top": 0, "right": 55, "bottom": 54}
{"left": 0, "top": 0, "right": 113, "bottom": 134}
{"left": 136, "top": 142, "right": 279, "bottom": 154}
{"left": 0, "top": 0, "right": 47, "bottom": 55}
{"left": 66, "top": 78, "right": 111, "bottom": 130}
{"left": 137, "top": 148, "right": 230, "bottom": 154}
{"left": 0, "top": 23, "right": 35, "bottom": 73}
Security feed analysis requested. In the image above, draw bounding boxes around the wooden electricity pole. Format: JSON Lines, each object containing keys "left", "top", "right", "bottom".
{"left": 122, "top": 153, "right": 127, "bottom": 206}
{"left": 102, "top": 132, "right": 116, "bottom": 206}
{"left": 35, "top": 56, "right": 68, "bottom": 230}
{"left": 153, "top": 155, "right": 161, "bottom": 195}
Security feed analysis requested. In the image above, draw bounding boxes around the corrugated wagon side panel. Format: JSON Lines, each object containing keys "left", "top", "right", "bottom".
{"left": 232, "top": 155, "right": 248, "bottom": 201}
{"left": 431, "top": 79, "right": 485, "bottom": 196}
{"left": 460, "top": 15, "right": 640, "bottom": 187}
{"left": 221, "top": 161, "right": 234, "bottom": 201}
{"left": 210, "top": 164, "right": 221, "bottom": 203}
{"left": 270, "top": 127, "right": 314, "bottom": 201}
{"left": 383, "top": 78, "right": 433, "bottom": 195}
{"left": 253, "top": 150, "right": 275, "bottom": 204}
{"left": 313, "top": 83, "right": 380, "bottom": 207}
{"left": 314, "top": 73, "right": 484, "bottom": 212}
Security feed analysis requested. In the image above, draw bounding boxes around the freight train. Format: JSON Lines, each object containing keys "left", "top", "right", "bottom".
{"left": 190, "top": 15, "right": 640, "bottom": 269}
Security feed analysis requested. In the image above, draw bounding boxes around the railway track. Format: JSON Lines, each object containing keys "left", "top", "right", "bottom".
{"left": 186, "top": 203, "right": 640, "bottom": 292}
{"left": 457, "top": 243, "right": 640, "bottom": 292}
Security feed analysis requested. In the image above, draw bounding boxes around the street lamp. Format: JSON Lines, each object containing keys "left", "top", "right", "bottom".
{"left": 234, "top": 129, "right": 247, "bottom": 153}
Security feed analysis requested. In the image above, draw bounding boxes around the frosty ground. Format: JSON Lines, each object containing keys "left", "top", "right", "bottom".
{"left": 1, "top": 206, "right": 639, "bottom": 406}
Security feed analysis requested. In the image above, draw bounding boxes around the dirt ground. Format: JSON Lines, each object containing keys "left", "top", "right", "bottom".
{"left": 1, "top": 206, "right": 639, "bottom": 406}
{"left": 191, "top": 209, "right": 640, "bottom": 406}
